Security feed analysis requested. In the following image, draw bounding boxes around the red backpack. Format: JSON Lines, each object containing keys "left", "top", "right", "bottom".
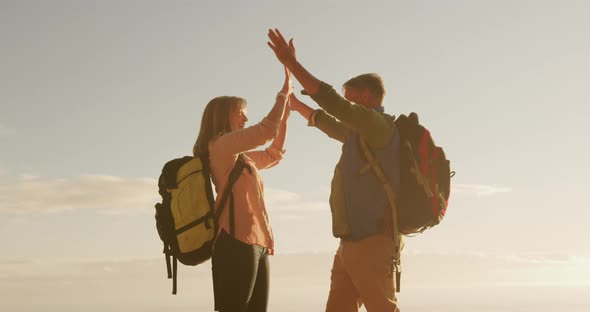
{"left": 395, "top": 113, "right": 453, "bottom": 234}
{"left": 357, "top": 112, "right": 453, "bottom": 293}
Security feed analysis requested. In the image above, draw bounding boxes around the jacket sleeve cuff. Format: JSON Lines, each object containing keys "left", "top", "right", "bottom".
{"left": 301, "top": 81, "right": 333, "bottom": 99}
{"left": 266, "top": 145, "right": 285, "bottom": 160}
{"left": 302, "top": 81, "right": 341, "bottom": 112}
{"left": 307, "top": 109, "right": 322, "bottom": 127}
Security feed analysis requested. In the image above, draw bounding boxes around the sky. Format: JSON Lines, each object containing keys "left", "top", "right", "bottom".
{"left": 1, "top": 0, "right": 589, "bottom": 311}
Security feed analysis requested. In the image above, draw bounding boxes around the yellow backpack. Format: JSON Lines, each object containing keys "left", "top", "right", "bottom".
{"left": 154, "top": 153, "right": 249, "bottom": 294}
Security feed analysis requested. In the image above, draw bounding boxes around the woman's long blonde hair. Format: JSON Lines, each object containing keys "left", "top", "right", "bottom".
{"left": 193, "top": 96, "right": 246, "bottom": 157}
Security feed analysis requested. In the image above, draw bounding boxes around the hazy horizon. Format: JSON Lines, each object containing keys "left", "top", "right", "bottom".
{"left": 2, "top": 252, "right": 589, "bottom": 311}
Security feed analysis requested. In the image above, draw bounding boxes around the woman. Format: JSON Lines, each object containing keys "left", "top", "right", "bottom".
{"left": 193, "top": 67, "right": 291, "bottom": 312}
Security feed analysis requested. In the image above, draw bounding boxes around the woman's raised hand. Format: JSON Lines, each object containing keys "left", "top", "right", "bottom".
{"left": 280, "top": 66, "right": 292, "bottom": 96}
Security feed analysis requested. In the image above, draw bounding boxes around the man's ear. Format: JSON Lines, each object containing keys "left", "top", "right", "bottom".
{"left": 361, "top": 89, "right": 372, "bottom": 104}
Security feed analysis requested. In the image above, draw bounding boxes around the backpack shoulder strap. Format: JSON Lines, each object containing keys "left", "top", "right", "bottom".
{"left": 358, "top": 139, "right": 401, "bottom": 252}
{"left": 358, "top": 138, "right": 403, "bottom": 292}
{"left": 200, "top": 152, "right": 215, "bottom": 213}
{"left": 213, "top": 154, "right": 252, "bottom": 227}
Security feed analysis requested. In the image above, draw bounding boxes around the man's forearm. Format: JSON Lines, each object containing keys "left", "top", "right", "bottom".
{"left": 293, "top": 100, "right": 314, "bottom": 121}
{"left": 310, "top": 82, "right": 393, "bottom": 148}
{"left": 312, "top": 110, "right": 349, "bottom": 143}
{"left": 286, "top": 59, "right": 321, "bottom": 96}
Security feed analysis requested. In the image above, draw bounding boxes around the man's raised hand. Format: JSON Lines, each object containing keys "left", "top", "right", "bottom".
{"left": 267, "top": 28, "right": 296, "bottom": 67}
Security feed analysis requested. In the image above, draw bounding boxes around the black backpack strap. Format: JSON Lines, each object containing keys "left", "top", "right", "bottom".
{"left": 229, "top": 192, "right": 236, "bottom": 237}
{"left": 163, "top": 243, "right": 179, "bottom": 295}
{"left": 164, "top": 244, "right": 172, "bottom": 278}
{"left": 397, "top": 260, "right": 401, "bottom": 292}
{"left": 214, "top": 154, "right": 252, "bottom": 232}
{"left": 172, "top": 255, "right": 178, "bottom": 295}
{"left": 201, "top": 151, "right": 216, "bottom": 229}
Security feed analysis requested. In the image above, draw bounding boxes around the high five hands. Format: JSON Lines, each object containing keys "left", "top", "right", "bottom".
{"left": 267, "top": 29, "right": 296, "bottom": 68}
{"left": 268, "top": 28, "right": 317, "bottom": 119}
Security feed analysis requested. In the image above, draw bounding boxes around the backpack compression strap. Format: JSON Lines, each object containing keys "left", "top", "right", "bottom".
{"left": 163, "top": 244, "right": 178, "bottom": 295}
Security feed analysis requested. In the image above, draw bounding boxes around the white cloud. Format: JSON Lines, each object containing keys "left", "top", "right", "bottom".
{"left": 452, "top": 183, "right": 512, "bottom": 196}
{"left": 277, "top": 214, "right": 306, "bottom": 221}
{"left": 265, "top": 188, "right": 300, "bottom": 204}
{"left": 274, "top": 201, "right": 330, "bottom": 212}
{"left": 265, "top": 188, "right": 330, "bottom": 213}
{"left": 19, "top": 173, "right": 40, "bottom": 180}
{"left": 0, "top": 174, "right": 158, "bottom": 215}
{"left": 406, "top": 250, "right": 576, "bottom": 267}
{"left": 0, "top": 175, "right": 328, "bottom": 216}
{"left": 498, "top": 253, "right": 572, "bottom": 265}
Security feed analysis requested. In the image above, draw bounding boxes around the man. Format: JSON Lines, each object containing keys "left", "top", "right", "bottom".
{"left": 267, "top": 29, "right": 402, "bottom": 312}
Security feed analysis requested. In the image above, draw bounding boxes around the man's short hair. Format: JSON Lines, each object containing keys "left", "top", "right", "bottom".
{"left": 343, "top": 73, "right": 386, "bottom": 103}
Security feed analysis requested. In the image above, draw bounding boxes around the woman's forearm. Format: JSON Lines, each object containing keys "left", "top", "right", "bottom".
{"left": 265, "top": 94, "right": 288, "bottom": 126}
{"left": 270, "top": 108, "right": 288, "bottom": 151}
